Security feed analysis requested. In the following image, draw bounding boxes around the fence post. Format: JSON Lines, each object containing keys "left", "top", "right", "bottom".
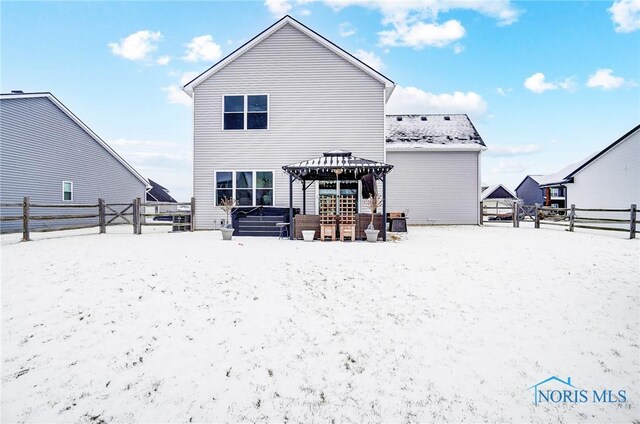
{"left": 132, "top": 198, "right": 139, "bottom": 234}
{"left": 515, "top": 203, "right": 520, "bottom": 228}
{"left": 512, "top": 203, "right": 517, "bottom": 228}
{"left": 569, "top": 204, "right": 576, "bottom": 232}
{"left": 479, "top": 202, "right": 483, "bottom": 226}
{"left": 630, "top": 204, "right": 637, "bottom": 240}
{"left": 136, "top": 197, "right": 142, "bottom": 234}
{"left": 190, "top": 197, "right": 196, "bottom": 232}
{"left": 534, "top": 203, "right": 540, "bottom": 229}
{"left": 98, "top": 198, "right": 106, "bottom": 234}
{"left": 22, "top": 196, "right": 30, "bottom": 241}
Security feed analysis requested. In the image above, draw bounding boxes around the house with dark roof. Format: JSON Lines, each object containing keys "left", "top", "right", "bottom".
{"left": 182, "top": 15, "right": 486, "bottom": 230}
{"left": 481, "top": 184, "right": 518, "bottom": 217}
{"left": 144, "top": 179, "right": 178, "bottom": 223}
{"left": 0, "top": 91, "right": 149, "bottom": 232}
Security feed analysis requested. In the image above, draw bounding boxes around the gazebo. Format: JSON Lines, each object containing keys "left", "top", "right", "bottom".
{"left": 282, "top": 150, "right": 394, "bottom": 241}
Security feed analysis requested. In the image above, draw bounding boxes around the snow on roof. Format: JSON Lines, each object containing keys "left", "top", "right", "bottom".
{"left": 537, "top": 153, "right": 598, "bottom": 187}
{"left": 146, "top": 179, "right": 177, "bottom": 203}
{"left": 385, "top": 114, "right": 485, "bottom": 147}
{"left": 481, "top": 184, "right": 518, "bottom": 201}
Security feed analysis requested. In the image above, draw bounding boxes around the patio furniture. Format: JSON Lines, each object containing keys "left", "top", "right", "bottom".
{"left": 320, "top": 196, "right": 336, "bottom": 241}
{"left": 276, "top": 222, "right": 290, "bottom": 239}
{"left": 339, "top": 195, "right": 356, "bottom": 241}
{"left": 294, "top": 214, "right": 320, "bottom": 239}
{"left": 387, "top": 212, "right": 408, "bottom": 232}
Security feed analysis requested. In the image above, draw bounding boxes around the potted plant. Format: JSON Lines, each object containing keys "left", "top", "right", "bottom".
{"left": 219, "top": 197, "right": 236, "bottom": 240}
{"left": 364, "top": 191, "right": 383, "bottom": 242}
{"left": 302, "top": 230, "right": 315, "bottom": 241}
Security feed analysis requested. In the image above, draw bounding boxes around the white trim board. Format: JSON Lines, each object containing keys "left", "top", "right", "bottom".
{"left": 182, "top": 15, "right": 395, "bottom": 101}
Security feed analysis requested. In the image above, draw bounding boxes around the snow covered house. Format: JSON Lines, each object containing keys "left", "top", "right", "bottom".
{"left": 183, "top": 15, "right": 486, "bottom": 231}
{"left": 0, "top": 91, "right": 149, "bottom": 232}
{"left": 481, "top": 184, "right": 518, "bottom": 216}
{"left": 540, "top": 124, "right": 639, "bottom": 213}
{"left": 144, "top": 179, "right": 178, "bottom": 223}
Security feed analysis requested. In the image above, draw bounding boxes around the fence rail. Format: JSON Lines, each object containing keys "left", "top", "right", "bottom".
{"left": 534, "top": 203, "right": 637, "bottom": 239}
{"left": 0, "top": 196, "right": 195, "bottom": 241}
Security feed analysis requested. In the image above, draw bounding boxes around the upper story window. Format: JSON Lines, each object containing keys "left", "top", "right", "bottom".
{"left": 223, "top": 95, "right": 268, "bottom": 130}
{"left": 550, "top": 188, "right": 560, "bottom": 197}
{"left": 62, "top": 181, "right": 73, "bottom": 201}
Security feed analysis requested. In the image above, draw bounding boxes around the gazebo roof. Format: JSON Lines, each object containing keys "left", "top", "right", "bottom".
{"left": 282, "top": 150, "right": 393, "bottom": 181}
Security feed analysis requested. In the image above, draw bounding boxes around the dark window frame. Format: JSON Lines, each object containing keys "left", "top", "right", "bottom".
{"left": 222, "top": 94, "right": 269, "bottom": 131}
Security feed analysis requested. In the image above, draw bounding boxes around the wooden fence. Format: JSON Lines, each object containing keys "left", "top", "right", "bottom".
{"left": 0, "top": 197, "right": 195, "bottom": 241}
{"left": 534, "top": 203, "right": 637, "bottom": 239}
{"left": 480, "top": 204, "right": 518, "bottom": 227}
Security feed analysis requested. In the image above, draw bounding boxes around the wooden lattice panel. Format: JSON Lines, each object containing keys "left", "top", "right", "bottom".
{"left": 320, "top": 196, "right": 336, "bottom": 225}
{"left": 339, "top": 196, "right": 356, "bottom": 224}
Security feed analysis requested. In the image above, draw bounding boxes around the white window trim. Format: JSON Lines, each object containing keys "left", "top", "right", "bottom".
{"left": 222, "top": 94, "right": 270, "bottom": 131}
{"left": 62, "top": 181, "right": 73, "bottom": 202}
{"left": 214, "top": 170, "right": 275, "bottom": 207}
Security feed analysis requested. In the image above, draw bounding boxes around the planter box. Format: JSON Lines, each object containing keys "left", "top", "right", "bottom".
{"left": 294, "top": 215, "right": 320, "bottom": 240}
{"left": 356, "top": 213, "right": 383, "bottom": 240}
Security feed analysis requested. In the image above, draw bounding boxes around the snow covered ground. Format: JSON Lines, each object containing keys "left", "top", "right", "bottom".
{"left": 2, "top": 225, "right": 638, "bottom": 423}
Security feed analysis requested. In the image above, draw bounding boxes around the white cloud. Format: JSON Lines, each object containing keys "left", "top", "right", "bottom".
{"left": 162, "top": 86, "right": 192, "bottom": 106}
{"left": 108, "top": 30, "right": 162, "bottom": 61}
{"left": 453, "top": 44, "right": 464, "bottom": 54}
{"left": 265, "top": 1, "right": 520, "bottom": 49}
{"left": 379, "top": 19, "right": 465, "bottom": 48}
{"left": 524, "top": 73, "right": 557, "bottom": 93}
{"left": 299, "top": 8, "right": 312, "bottom": 16}
{"left": 524, "top": 73, "right": 576, "bottom": 94}
{"left": 353, "top": 49, "right": 384, "bottom": 70}
{"left": 156, "top": 56, "right": 171, "bottom": 65}
{"left": 586, "top": 68, "right": 628, "bottom": 89}
{"left": 609, "top": 0, "right": 640, "bottom": 32}
{"left": 496, "top": 87, "right": 512, "bottom": 96}
{"left": 183, "top": 35, "right": 222, "bottom": 63}
{"left": 265, "top": 0, "right": 293, "bottom": 15}
{"left": 338, "top": 21, "right": 357, "bottom": 37}
{"left": 486, "top": 144, "right": 541, "bottom": 157}
{"left": 491, "top": 159, "right": 529, "bottom": 174}
{"left": 386, "top": 86, "right": 488, "bottom": 119}
{"left": 111, "top": 138, "right": 192, "bottom": 201}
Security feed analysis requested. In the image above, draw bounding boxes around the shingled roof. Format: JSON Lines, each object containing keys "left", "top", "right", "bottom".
{"left": 385, "top": 114, "right": 485, "bottom": 147}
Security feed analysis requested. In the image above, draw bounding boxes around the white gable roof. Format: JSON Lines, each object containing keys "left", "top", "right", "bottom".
{"left": 182, "top": 15, "right": 396, "bottom": 101}
{"left": 0, "top": 92, "right": 149, "bottom": 188}
{"left": 481, "top": 184, "right": 518, "bottom": 201}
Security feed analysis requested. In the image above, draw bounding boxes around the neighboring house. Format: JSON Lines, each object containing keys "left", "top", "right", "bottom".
{"left": 182, "top": 15, "right": 486, "bottom": 230}
{"left": 515, "top": 175, "right": 546, "bottom": 207}
{"left": 543, "top": 124, "right": 640, "bottom": 216}
{"left": 0, "top": 91, "right": 149, "bottom": 231}
{"left": 481, "top": 184, "right": 518, "bottom": 216}
{"left": 144, "top": 179, "right": 178, "bottom": 223}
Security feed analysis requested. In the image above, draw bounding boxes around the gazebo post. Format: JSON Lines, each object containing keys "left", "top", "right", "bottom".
{"left": 289, "top": 173, "right": 294, "bottom": 240}
{"left": 382, "top": 173, "right": 387, "bottom": 241}
{"left": 302, "top": 180, "right": 306, "bottom": 215}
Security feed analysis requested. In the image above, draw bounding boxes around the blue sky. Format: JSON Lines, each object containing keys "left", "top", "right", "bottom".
{"left": 2, "top": 0, "right": 639, "bottom": 200}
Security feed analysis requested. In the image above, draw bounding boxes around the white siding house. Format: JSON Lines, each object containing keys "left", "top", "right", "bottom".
{"left": 184, "top": 16, "right": 486, "bottom": 231}
{"left": 565, "top": 125, "right": 640, "bottom": 213}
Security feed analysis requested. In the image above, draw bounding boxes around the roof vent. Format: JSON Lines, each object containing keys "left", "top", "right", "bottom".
{"left": 396, "top": 116, "right": 403, "bottom": 121}
{"left": 444, "top": 116, "right": 451, "bottom": 121}
{"left": 420, "top": 116, "right": 427, "bottom": 121}
{"left": 11, "top": 90, "right": 24, "bottom": 94}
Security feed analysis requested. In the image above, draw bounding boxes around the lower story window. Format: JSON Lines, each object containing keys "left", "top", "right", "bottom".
{"left": 215, "top": 171, "right": 274, "bottom": 206}
{"left": 62, "top": 181, "right": 73, "bottom": 201}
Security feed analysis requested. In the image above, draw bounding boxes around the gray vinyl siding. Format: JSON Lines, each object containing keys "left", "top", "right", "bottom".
{"left": 516, "top": 176, "right": 544, "bottom": 206}
{"left": 386, "top": 151, "right": 480, "bottom": 224}
{"left": 0, "top": 96, "right": 147, "bottom": 232}
{"left": 192, "top": 23, "right": 385, "bottom": 229}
